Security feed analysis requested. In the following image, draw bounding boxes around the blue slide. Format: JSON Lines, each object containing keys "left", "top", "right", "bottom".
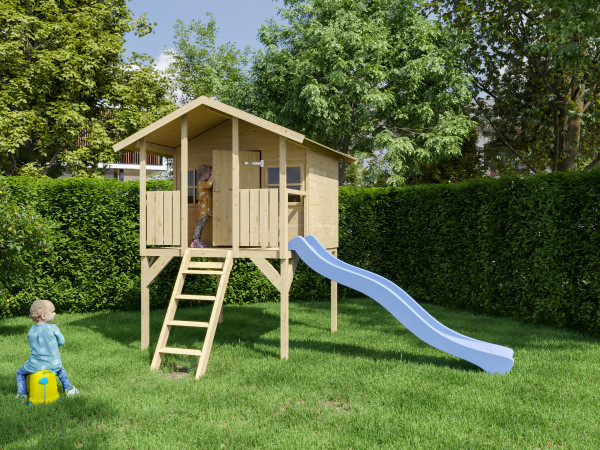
{"left": 289, "top": 236, "right": 514, "bottom": 374}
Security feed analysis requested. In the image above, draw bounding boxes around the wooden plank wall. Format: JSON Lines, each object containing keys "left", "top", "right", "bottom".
{"left": 307, "top": 150, "right": 339, "bottom": 249}
{"left": 239, "top": 188, "right": 279, "bottom": 247}
{"left": 145, "top": 191, "right": 181, "bottom": 246}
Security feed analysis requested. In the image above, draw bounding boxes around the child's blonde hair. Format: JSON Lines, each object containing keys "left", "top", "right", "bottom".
{"left": 197, "top": 165, "right": 212, "bottom": 180}
{"left": 29, "top": 299, "right": 54, "bottom": 322}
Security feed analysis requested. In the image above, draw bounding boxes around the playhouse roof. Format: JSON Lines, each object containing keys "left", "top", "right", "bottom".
{"left": 113, "top": 96, "right": 358, "bottom": 164}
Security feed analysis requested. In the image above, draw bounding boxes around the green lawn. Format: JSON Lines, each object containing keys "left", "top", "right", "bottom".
{"left": 1, "top": 298, "right": 599, "bottom": 448}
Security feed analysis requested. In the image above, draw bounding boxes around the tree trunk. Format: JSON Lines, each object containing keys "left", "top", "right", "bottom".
{"left": 557, "top": 87, "right": 584, "bottom": 172}
{"left": 338, "top": 160, "right": 348, "bottom": 186}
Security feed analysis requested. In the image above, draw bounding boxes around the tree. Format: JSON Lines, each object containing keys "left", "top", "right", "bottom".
{"left": 428, "top": 0, "right": 600, "bottom": 173}
{"left": 247, "top": 0, "right": 474, "bottom": 185}
{"left": 0, "top": 0, "right": 176, "bottom": 177}
{"left": 405, "top": 128, "right": 483, "bottom": 184}
{"left": 165, "top": 13, "right": 252, "bottom": 106}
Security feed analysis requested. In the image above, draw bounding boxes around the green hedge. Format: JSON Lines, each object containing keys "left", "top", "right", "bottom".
{"left": 339, "top": 169, "right": 600, "bottom": 335}
{"left": 1, "top": 170, "right": 599, "bottom": 336}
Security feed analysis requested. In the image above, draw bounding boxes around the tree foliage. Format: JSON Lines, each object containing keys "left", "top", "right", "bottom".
{"left": 0, "top": 183, "right": 58, "bottom": 302}
{"left": 0, "top": 0, "right": 176, "bottom": 177}
{"left": 405, "top": 128, "right": 483, "bottom": 185}
{"left": 428, "top": 0, "right": 600, "bottom": 173}
{"left": 247, "top": 0, "right": 474, "bottom": 185}
{"left": 165, "top": 13, "right": 252, "bottom": 106}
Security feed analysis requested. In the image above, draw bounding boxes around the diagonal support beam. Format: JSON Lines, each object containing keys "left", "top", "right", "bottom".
{"left": 250, "top": 255, "right": 298, "bottom": 294}
{"left": 250, "top": 257, "right": 281, "bottom": 288}
{"left": 142, "top": 256, "right": 174, "bottom": 288}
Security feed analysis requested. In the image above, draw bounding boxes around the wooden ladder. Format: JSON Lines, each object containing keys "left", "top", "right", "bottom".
{"left": 150, "top": 249, "right": 234, "bottom": 379}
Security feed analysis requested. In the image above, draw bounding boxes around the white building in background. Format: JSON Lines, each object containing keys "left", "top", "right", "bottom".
{"left": 71, "top": 125, "right": 171, "bottom": 180}
{"left": 100, "top": 153, "right": 171, "bottom": 181}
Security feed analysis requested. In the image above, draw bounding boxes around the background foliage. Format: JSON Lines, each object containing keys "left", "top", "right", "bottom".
{"left": 249, "top": 0, "right": 474, "bottom": 186}
{"left": 0, "top": 0, "right": 176, "bottom": 177}
{"left": 165, "top": 12, "right": 251, "bottom": 106}
{"left": 1, "top": 172, "right": 598, "bottom": 336}
{"left": 427, "top": 0, "right": 600, "bottom": 174}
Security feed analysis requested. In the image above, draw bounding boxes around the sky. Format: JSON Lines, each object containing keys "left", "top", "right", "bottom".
{"left": 124, "top": 0, "right": 284, "bottom": 70}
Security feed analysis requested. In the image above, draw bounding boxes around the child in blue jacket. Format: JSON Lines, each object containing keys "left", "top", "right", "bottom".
{"left": 16, "top": 299, "right": 79, "bottom": 399}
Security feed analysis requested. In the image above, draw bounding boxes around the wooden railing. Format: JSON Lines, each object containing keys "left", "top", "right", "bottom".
{"left": 120, "top": 152, "right": 162, "bottom": 165}
{"left": 144, "top": 188, "right": 307, "bottom": 249}
{"left": 145, "top": 191, "right": 181, "bottom": 246}
{"left": 239, "top": 189, "right": 279, "bottom": 247}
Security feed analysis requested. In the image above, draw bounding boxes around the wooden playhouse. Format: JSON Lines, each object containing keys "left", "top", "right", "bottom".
{"left": 113, "top": 96, "right": 357, "bottom": 378}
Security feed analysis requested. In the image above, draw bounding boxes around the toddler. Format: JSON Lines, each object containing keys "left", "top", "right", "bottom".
{"left": 191, "top": 164, "right": 213, "bottom": 248}
{"left": 16, "top": 299, "right": 79, "bottom": 400}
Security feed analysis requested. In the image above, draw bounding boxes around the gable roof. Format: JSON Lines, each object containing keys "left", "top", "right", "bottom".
{"left": 113, "top": 96, "right": 357, "bottom": 164}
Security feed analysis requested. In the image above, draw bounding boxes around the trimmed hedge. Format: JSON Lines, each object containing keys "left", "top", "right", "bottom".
{"left": 1, "top": 170, "right": 599, "bottom": 336}
{"left": 339, "top": 168, "right": 600, "bottom": 335}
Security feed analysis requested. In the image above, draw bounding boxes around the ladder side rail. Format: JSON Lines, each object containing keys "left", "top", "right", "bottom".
{"left": 151, "top": 249, "right": 193, "bottom": 370}
{"left": 195, "top": 251, "right": 234, "bottom": 378}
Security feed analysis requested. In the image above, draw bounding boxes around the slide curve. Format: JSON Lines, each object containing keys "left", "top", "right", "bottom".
{"left": 288, "top": 236, "right": 514, "bottom": 374}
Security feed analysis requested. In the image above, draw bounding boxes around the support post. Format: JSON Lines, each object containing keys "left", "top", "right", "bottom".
{"left": 232, "top": 118, "right": 240, "bottom": 257}
{"left": 140, "top": 138, "right": 147, "bottom": 254}
{"left": 180, "top": 115, "right": 189, "bottom": 248}
{"left": 141, "top": 256, "right": 150, "bottom": 349}
{"left": 280, "top": 257, "right": 289, "bottom": 359}
{"left": 279, "top": 136, "right": 287, "bottom": 255}
{"left": 279, "top": 136, "right": 289, "bottom": 359}
{"left": 331, "top": 249, "right": 338, "bottom": 333}
{"left": 139, "top": 138, "right": 150, "bottom": 349}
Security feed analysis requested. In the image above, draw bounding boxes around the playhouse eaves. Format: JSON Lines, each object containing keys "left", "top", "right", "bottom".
{"left": 113, "top": 96, "right": 357, "bottom": 164}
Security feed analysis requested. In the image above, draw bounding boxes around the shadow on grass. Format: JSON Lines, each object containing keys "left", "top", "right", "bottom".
{"left": 0, "top": 322, "right": 28, "bottom": 337}
{"left": 64, "top": 297, "right": 599, "bottom": 375}
{"left": 67, "top": 304, "right": 282, "bottom": 356}
{"left": 0, "top": 384, "right": 118, "bottom": 448}
{"left": 255, "top": 336, "right": 479, "bottom": 372}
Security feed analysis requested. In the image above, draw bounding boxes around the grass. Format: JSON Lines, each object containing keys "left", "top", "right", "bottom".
{"left": 1, "top": 297, "right": 599, "bottom": 448}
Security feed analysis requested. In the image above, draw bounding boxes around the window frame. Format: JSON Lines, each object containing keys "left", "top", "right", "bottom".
{"left": 265, "top": 166, "right": 304, "bottom": 204}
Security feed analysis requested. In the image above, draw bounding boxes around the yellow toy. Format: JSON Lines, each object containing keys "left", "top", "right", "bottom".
{"left": 27, "top": 370, "right": 59, "bottom": 405}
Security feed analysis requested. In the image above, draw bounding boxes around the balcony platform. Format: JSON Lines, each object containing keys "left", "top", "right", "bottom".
{"left": 141, "top": 246, "right": 293, "bottom": 259}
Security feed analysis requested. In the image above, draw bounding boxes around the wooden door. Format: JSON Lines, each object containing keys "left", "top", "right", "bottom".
{"left": 212, "top": 150, "right": 261, "bottom": 246}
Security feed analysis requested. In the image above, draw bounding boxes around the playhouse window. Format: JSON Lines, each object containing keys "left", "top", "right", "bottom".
{"left": 188, "top": 170, "right": 196, "bottom": 204}
{"left": 267, "top": 167, "right": 302, "bottom": 202}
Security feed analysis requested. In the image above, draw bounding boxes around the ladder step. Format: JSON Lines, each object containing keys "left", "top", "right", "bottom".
{"left": 167, "top": 320, "right": 209, "bottom": 328}
{"left": 182, "top": 269, "right": 224, "bottom": 275}
{"left": 187, "top": 249, "right": 231, "bottom": 257}
{"left": 188, "top": 261, "right": 225, "bottom": 270}
{"left": 174, "top": 294, "right": 217, "bottom": 301}
{"left": 159, "top": 347, "right": 203, "bottom": 356}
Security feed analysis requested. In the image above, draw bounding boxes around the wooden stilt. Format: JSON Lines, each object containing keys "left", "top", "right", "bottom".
{"left": 141, "top": 255, "right": 173, "bottom": 350}
{"left": 141, "top": 256, "right": 150, "bottom": 349}
{"left": 331, "top": 249, "right": 338, "bottom": 333}
{"left": 280, "top": 257, "right": 290, "bottom": 360}
{"left": 139, "top": 137, "right": 149, "bottom": 349}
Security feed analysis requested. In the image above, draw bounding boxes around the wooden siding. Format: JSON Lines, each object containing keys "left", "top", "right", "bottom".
{"left": 146, "top": 191, "right": 181, "bottom": 246}
{"left": 307, "top": 150, "right": 339, "bottom": 248}
{"left": 239, "top": 188, "right": 279, "bottom": 247}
